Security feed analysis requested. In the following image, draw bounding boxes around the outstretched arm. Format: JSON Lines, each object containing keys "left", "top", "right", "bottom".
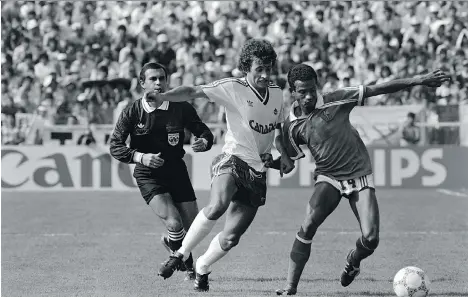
{"left": 147, "top": 85, "right": 209, "bottom": 102}
{"left": 364, "top": 69, "right": 451, "bottom": 99}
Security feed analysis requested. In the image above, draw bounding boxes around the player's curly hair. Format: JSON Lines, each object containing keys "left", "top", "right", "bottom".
{"left": 238, "top": 39, "right": 277, "bottom": 74}
{"left": 287, "top": 64, "right": 318, "bottom": 91}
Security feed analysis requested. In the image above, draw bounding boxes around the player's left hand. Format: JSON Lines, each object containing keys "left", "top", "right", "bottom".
{"left": 280, "top": 155, "right": 295, "bottom": 177}
{"left": 420, "top": 69, "right": 451, "bottom": 87}
{"left": 192, "top": 137, "right": 208, "bottom": 152}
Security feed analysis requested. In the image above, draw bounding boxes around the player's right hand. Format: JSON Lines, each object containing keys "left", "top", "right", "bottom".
{"left": 260, "top": 153, "right": 274, "bottom": 168}
{"left": 280, "top": 155, "right": 295, "bottom": 177}
{"left": 141, "top": 152, "right": 164, "bottom": 168}
{"left": 420, "top": 69, "right": 451, "bottom": 87}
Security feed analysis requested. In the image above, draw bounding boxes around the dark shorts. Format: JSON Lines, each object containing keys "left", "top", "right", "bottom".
{"left": 210, "top": 153, "right": 267, "bottom": 208}
{"left": 133, "top": 160, "right": 196, "bottom": 205}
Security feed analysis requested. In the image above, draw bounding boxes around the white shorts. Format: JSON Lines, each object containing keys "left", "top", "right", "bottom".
{"left": 316, "top": 174, "right": 375, "bottom": 197}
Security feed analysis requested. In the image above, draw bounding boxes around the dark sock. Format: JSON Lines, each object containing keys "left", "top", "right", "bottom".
{"left": 168, "top": 228, "right": 186, "bottom": 251}
{"left": 352, "top": 237, "right": 375, "bottom": 266}
{"left": 168, "top": 239, "right": 183, "bottom": 251}
{"left": 286, "top": 234, "right": 312, "bottom": 289}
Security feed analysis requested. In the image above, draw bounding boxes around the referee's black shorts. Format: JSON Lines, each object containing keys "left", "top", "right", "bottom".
{"left": 133, "top": 160, "right": 196, "bottom": 205}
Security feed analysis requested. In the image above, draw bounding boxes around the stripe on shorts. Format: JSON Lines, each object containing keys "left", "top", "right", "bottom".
{"left": 212, "top": 154, "right": 231, "bottom": 178}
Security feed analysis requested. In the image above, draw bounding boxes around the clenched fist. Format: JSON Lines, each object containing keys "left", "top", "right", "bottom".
{"left": 192, "top": 137, "right": 208, "bottom": 152}
{"left": 141, "top": 152, "right": 165, "bottom": 168}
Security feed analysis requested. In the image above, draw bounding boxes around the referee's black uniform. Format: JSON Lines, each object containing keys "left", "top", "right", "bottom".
{"left": 110, "top": 98, "right": 214, "bottom": 204}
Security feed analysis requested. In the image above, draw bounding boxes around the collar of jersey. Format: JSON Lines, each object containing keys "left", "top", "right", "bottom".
{"left": 245, "top": 77, "right": 269, "bottom": 104}
{"left": 141, "top": 95, "right": 169, "bottom": 113}
{"left": 289, "top": 101, "right": 307, "bottom": 121}
{"left": 289, "top": 91, "right": 326, "bottom": 120}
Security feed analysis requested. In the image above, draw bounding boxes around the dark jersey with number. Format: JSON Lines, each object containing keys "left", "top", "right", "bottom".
{"left": 283, "top": 86, "right": 372, "bottom": 180}
{"left": 110, "top": 97, "right": 213, "bottom": 164}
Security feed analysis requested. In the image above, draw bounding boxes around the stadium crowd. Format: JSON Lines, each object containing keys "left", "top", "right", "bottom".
{"left": 2, "top": 1, "right": 468, "bottom": 145}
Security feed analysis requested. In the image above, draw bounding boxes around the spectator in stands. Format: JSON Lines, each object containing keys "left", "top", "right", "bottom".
{"left": 400, "top": 112, "right": 420, "bottom": 146}
{"left": 2, "top": 1, "right": 467, "bottom": 146}
{"left": 142, "top": 34, "right": 176, "bottom": 73}
{"left": 34, "top": 52, "right": 56, "bottom": 85}
{"left": 15, "top": 74, "right": 41, "bottom": 113}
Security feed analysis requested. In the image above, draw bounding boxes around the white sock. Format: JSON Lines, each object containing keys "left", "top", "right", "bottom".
{"left": 178, "top": 208, "right": 216, "bottom": 259}
{"left": 196, "top": 233, "right": 228, "bottom": 275}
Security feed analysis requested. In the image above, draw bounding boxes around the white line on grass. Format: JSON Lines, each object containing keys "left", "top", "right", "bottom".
{"left": 437, "top": 189, "right": 468, "bottom": 198}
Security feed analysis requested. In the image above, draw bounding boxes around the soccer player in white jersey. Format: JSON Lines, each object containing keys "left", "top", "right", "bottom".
{"left": 148, "top": 39, "right": 295, "bottom": 291}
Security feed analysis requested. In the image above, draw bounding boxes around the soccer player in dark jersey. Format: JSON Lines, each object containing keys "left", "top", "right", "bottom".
{"left": 109, "top": 62, "right": 214, "bottom": 281}
{"left": 275, "top": 64, "right": 450, "bottom": 295}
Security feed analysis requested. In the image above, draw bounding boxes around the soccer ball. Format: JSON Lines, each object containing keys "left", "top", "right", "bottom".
{"left": 393, "top": 266, "right": 430, "bottom": 297}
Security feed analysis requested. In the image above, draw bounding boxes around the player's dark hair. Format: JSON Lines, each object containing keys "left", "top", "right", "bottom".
{"left": 139, "top": 62, "right": 168, "bottom": 82}
{"left": 238, "top": 39, "right": 277, "bottom": 74}
{"left": 287, "top": 64, "right": 318, "bottom": 92}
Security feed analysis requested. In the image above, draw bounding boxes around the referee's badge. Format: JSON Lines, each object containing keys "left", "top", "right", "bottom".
{"left": 168, "top": 133, "right": 179, "bottom": 146}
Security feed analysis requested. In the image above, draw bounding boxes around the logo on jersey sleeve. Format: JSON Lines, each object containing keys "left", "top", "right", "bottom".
{"left": 322, "top": 110, "right": 331, "bottom": 121}
{"left": 274, "top": 108, "right": 278, "bottom": 115}
{"left": 168, "top": 133, "right": 180, "bottom": 146}
{"left": 247, "top": 100, "right": 253, "bottom": 107}
{"left": 137, "top": 123, "right": 144, "bottom": 128}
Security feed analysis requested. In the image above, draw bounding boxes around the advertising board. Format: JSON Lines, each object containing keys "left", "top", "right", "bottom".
{"left": 2, "top": 145, "right": 467, "bottom": 191}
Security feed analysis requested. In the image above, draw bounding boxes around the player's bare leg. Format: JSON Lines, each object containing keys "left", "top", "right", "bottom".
{"left": 158, "top": 174, "right": 237, "bottom": 279}
{"left": 341, "top": 188, "right": 380, "bottom": 287}
{"left": 277, "top": 183, "right": 342, "bottom": 295}
{"left": 195, "top": 199, "right": 258, "bottom": 291}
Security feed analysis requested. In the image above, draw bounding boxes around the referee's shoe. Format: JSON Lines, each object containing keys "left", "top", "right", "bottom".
{"left": 160, "top": 235, "right": 195, "bottom": 280}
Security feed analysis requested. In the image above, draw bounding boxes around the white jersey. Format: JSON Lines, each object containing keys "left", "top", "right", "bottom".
{"left": 201, "top": 77, "right": 284, "bottom": 172}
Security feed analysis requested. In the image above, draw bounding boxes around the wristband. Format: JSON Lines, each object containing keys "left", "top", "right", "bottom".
{"left": 133, "top": 152, "right": 144, "bottom": 164}
{"left": 138, "top": 153, "right": 144, "bottom": 164}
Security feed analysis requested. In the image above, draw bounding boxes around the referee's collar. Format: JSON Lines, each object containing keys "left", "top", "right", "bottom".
{"left": 142, "top": 94, "right": 169, "bottom": 113}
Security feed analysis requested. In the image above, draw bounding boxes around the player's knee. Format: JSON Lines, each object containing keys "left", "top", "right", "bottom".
{"left": 362, "top": 233, "right": 379, "bottom": 250}
{"left": 301, "top": 216, "right": 320, "bottom": 239}
{"left": 165, "top": 218, "right": 184, "bottom": 232}
{"left": 204, "top": 202, "right": 229, "bottom": 220}
{"left": 219, "top": 232, "right": 240, "bottom": 251}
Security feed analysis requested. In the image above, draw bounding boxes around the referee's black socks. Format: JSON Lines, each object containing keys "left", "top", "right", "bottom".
{"left": 167, "top": 228, "right": 186, "bottom": 251}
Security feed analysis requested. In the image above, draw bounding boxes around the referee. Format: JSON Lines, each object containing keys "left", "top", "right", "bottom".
{"left": 110, "top": 62, "right": 214, "bottom": 280}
